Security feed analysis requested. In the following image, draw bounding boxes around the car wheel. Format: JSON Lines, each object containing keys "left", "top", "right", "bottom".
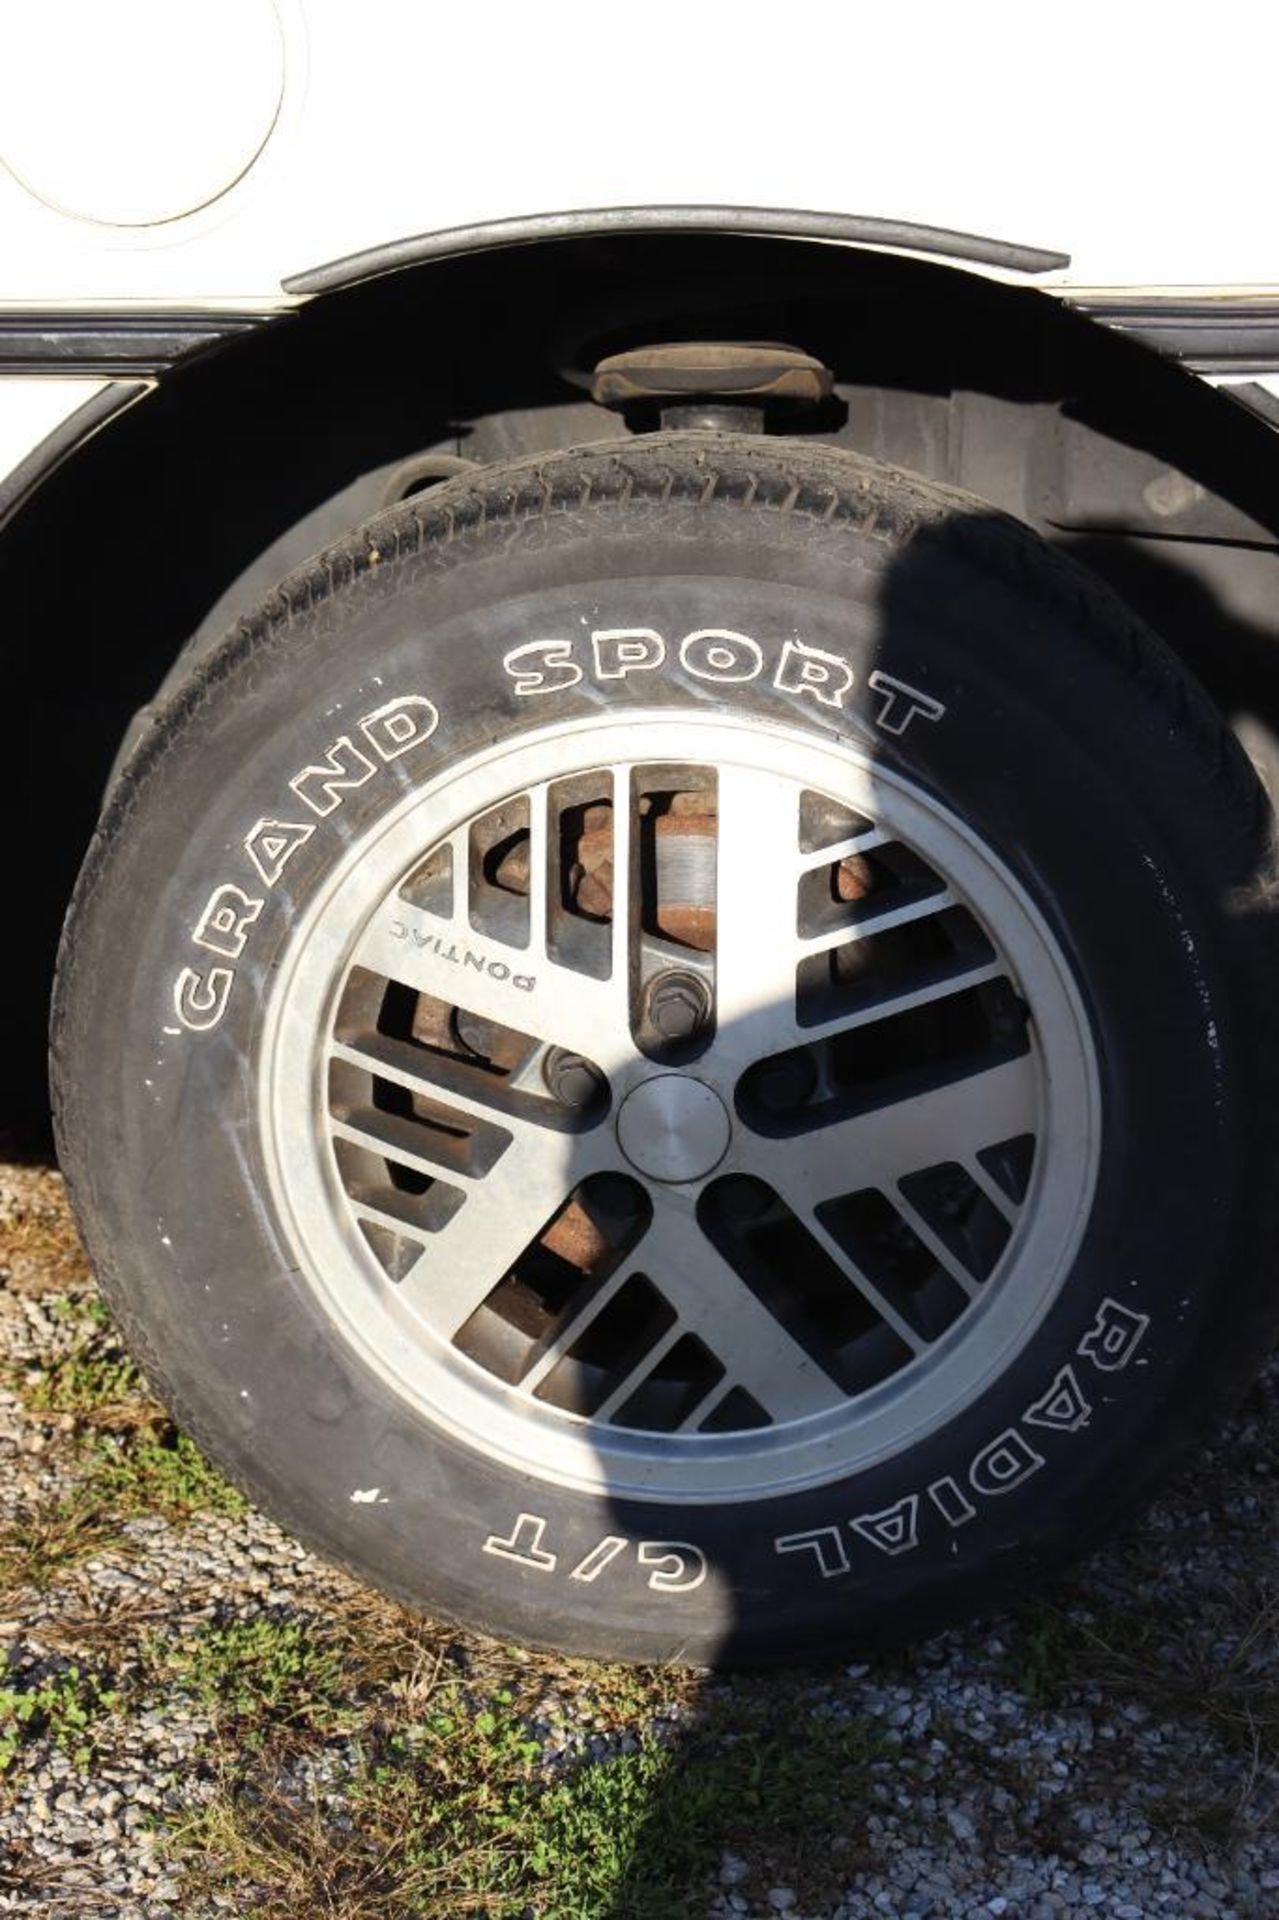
{"left": 53, "top": 434, "right": 1279, "bottom": 1662}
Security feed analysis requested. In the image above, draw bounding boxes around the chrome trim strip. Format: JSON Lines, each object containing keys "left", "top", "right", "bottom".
{"left": 1070, "top": 298, "right": 1279, "bottom": 374}
{"left": 0, "top": 312, "right": 279, "bottom": 376}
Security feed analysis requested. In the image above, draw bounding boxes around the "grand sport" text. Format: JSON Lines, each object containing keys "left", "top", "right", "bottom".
{"left": 502, "top": 627, "right": 946, "bottom": 736}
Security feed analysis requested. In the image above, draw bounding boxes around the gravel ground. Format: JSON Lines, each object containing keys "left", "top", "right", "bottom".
{"left": 1, "top": 1158, "right": 1276, "bottom": 1919}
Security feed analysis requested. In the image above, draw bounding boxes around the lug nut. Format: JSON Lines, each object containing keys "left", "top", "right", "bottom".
{"left": 741, "top": 1048, "right": 818, "bottom": 1114}
{"left": 543, "top": 1048, "right": 605, "bottom": 1109}
{"left": 644, "top": 969, "right": 713, "bottom": 1042}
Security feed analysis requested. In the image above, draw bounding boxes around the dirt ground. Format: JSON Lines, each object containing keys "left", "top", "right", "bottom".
{"left": 1, "top": 1157, "right": 1276, "bottom": 1920}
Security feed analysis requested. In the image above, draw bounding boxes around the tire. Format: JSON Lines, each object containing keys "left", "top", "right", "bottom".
{"left": 53, "top": 434, "right": 1279, "bottom": 1665}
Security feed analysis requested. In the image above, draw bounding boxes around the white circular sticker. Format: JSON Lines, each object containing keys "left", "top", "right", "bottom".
{"left": 0, "top": 0, "right": 286, "bottom": 227}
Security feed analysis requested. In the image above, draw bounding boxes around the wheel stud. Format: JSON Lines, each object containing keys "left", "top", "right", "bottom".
{"left": 643, "top": 969, "right": 713, "bottom": 1042}
{"left": 741, "top": 1048, "right": 818, "bottom": 1115}
{"left": 543, "top": 1047, "right": 605, "bottom": 1109}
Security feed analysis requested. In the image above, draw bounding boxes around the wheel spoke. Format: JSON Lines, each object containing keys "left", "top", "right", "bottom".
{"left": 798, "top": 827, "right": 888, "bottom": 870}
{"left": 634, "top": 1198, "right": 847, "bottom": 1420}
{"left": 889, "top": 1190, "right": 984, "bottom": 1298}
{"left": 751, "top": 1052, "right": 1039, "bottom": 1211}
{"left": 350, "top": 777, "right": 639, "bottom": 1073}
{"left": 590, "top": 1322, "right": 688, "bottom": 1425}
{"left": 800, "top": 1209, "right": 930, "bottom": 1354}
{"left": 797, "top": 886, "right": 957, "bottom": 957}
{"left": 713, "top": 764, "right": 805, "bottom": 1064}
{"left": 676, "top": 1378, "right": 734, "bottom": 1433}
{"left": 610, "top": 764, "right": 634, "bottom": 987}
{"left": 353, "top": 899, "right": 626, "bottom": 1069}
{"left": 331, "top": 1033, "right": 558, "bottom": 1148}
{"left": 797, "top": 955, "right": 1006, "bottom": 1041}
{"left": 527, "top": 777, "right": 550, "bottom": 958}
{"left": 330, "top": 1111, "right": 490, "bottom": 1187}
{"left": 964, "top": 1154, "right": 1022, "bottom": 1223}
{"left": 516, "top": 1263, "right": 637, "bottom": 1395}
{"left": 393, "top": 1127, "right": 592, "bottom": 1338}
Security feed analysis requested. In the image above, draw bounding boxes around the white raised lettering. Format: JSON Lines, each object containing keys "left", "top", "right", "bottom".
{"left": 1024, "top": 1363, "right": 1093, "bottom": 1433}
{"left": 1078, "top": 1298, "right": 1150, "bottom": 1373}
{"left": 359, "top": 694, "right": 439, "bottom": 761}
{"left": 243, "top": 818, "right": 315, "bottom": 888}
{"left": 969, "top": 1428, "right": 1044, "bottom": 1497}
{"left": 774, "top": 638, "right": 856, "bottom": 711}
{"left": 851, "top": 1494, "right": 919, "bottom": 1557}
{"left": 483, "top": 1512, "right": 556, "bottom": 1570}
{"left": 638, "top": 1541, "right": 707, "bottom": 1593}
{"left": 774, "top": 1526, "right": 851, "bottom": 1579}
{"left": 192, "top": 884, "right": 263, "bottom": 961}
{"left": 569, "top": 1536, "right": 630, "bottom": 1584}
{"left": 867, "top": 669, "right": 947, "bottom": 736}
{"left": 289, "top": 735, "right": 377, "bottom": 817}
{"left": 592, "top": 628, "right": 665, "bottom": 680}
{"left": 503, "top": 639, "right": 583, "bottom": 697}
{"left": 927, "top": 1475, "right": 977, "bottom": 1527}
{"left": 679, "top": 628, "right": 764, "bottom": 684}
{"left": 173, "top": 965, "right": 233, "bottom": 1033}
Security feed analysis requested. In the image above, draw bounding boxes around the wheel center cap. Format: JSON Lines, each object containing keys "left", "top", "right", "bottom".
{"left": 615, "top": 1074, "right": 731, "bottom": 1183}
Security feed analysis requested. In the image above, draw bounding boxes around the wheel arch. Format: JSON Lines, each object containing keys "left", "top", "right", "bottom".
{"left": 9, "top": 224, "right": 1279, "bottom": 1122}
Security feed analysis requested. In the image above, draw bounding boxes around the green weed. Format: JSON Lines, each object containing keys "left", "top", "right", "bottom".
{"left": 18, "top": 1294, "right": 148, "bottom": 1429}
{"left": 0, "top": 1427, "right": 244, "bottom": 1606}
{"left": 170, "top": 1668, "right": 888, "bottom": 1920}
{"left": 0, "top": 1662, "right": 120, "bottom": 1772}
{"left": 154, "top": 1614, "right": 349, "bottom": 1735}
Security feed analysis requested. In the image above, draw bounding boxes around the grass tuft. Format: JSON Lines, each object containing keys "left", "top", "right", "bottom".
{"left": 153, "top": 1613, "right": 351, "bottom": 1736}
{"left": 166, "top": 1651, "right": 888, "bottom": 1920}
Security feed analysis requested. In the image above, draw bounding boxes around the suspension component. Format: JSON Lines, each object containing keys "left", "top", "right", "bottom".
{"left": 591, "top": 340, "right": 834, "bottom": 434}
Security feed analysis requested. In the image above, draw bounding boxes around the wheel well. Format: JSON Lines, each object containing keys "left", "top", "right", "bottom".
{"left": 8, "top": 228, "right": 1279, "bottom": 1123}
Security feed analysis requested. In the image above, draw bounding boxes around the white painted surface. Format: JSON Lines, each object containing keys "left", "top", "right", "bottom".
{"left": 0, "top": 0, "right": 285, "bottom": 230}
{"left": 0, "top": 377, "right": 114, "bottom": 492}
{"left": 0, "top": 1, "right": 1273, "bottom": 301}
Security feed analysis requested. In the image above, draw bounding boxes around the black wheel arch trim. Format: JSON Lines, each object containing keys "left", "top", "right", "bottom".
{"left": 281, "top": 203, "right": 1073, "bottom": 295}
